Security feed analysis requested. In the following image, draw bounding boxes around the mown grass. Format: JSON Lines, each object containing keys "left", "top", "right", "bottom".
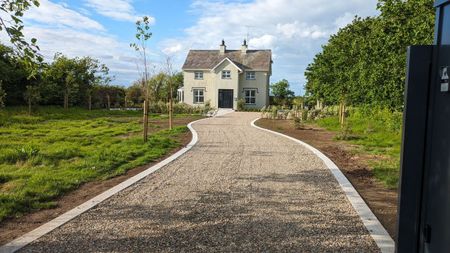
{"left": 0, "top": 107, "right": 199, "bottom": 221}
{"left": 314, "top": 107, "right": 402, "bottom": 189}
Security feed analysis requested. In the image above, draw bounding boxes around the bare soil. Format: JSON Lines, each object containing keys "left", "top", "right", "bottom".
{"left": 0, "top": 117, "right": 199, "bottom": 245}
{"left": 255, "top": 119, "right": 398, "bottom": 240}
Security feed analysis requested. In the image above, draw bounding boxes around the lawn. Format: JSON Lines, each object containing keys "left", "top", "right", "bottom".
{"left": 314, "top": 107, "right": 402, "bottom": 188}
{"left": 0, "top": 107, "right": 201, "bottom": 221}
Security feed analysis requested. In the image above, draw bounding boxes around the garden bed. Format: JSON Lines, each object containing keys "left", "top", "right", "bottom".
{"left": 255, "top": 119, "right": 398, "bottom": 239}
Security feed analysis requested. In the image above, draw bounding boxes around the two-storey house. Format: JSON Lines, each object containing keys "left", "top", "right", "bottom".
{"left": 180, "top": 40, "right": 272, "bottom": 110}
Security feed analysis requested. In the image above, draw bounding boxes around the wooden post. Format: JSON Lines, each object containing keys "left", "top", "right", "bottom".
{"left": 88, "top": 94, "right": 92, "bottom": 111}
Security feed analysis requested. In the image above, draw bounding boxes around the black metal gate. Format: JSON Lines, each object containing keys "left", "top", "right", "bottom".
{"left": 219, "top": 89, "right": 233, "bottom": 108}
{"left": 397, "top": 1, "right": 450, "bottom": 252}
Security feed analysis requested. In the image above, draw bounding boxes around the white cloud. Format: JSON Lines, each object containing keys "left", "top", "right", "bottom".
{"left": 162, "top": 43, "right": 183, "bottom": 55}
{"left": 25, "top": 0, "right": 105, "bottom": 31}
{"left": 249, "top": 35, "right": 276, "bottom": 49}
{"left": 84, "top": 0, "right": 154, "bottom": 23}
{"left": 335, "top": 12, "right": 357, "bottom": 28}
{"left": 162, "top": 0, "right": 379, "bottom": 95}
{"left": 8, "top": 0, "right": 143, "bottom": 85}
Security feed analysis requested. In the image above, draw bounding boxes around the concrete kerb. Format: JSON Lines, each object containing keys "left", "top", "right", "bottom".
{"left": 251, "top": 117, "right": 396, "bottom": 253}
{"left": 0, "top": 117, "right": 210, "bottom": 253}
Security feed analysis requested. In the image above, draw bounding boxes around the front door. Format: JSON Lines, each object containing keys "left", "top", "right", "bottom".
{"left": 218, "top": 89, "right": 233, "bottom": 108}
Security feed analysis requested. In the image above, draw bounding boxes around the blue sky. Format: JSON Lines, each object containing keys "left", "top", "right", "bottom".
{"left": 1, "top": 0, "right": 380, "bottom": 95}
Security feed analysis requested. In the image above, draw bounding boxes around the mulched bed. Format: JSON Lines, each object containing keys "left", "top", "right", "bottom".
{"left": 255, "top": 119, "right": 398, "bottom": 240}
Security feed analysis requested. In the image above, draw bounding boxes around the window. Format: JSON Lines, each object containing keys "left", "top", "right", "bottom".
{"left": 244, "top": 89, "right": 256, "bottom": 105}
{"left": 193, "top": 89, "right": 205, "bottom": 104}
{"left": 246, "top": 71, "right": 256, "bottom": 80}
{"left": 222, "top": 70, "right": 231, "bottom": 79}
{"left": 194, "top": 72, "right": 203, "bottom": 80}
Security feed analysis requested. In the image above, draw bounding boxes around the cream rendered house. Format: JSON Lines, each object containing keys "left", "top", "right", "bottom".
{"left": 180, "top": 40, "right": 272, "bottom": 110}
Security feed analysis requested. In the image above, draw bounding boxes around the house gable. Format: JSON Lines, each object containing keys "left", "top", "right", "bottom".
{"left": 211, "top": 58, "right": 243, "bottom": 73}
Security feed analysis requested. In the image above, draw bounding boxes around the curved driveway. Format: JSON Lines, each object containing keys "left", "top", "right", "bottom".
{"left": 20, "top": 112, "right": 379, "bottom": 252}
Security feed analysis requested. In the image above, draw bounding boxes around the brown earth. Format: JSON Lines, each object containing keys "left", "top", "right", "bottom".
{"left": 255, "top": 119, "right": 398, "bottom": 240}
{"left": 0, "top": 116, "right": 201, "bottom": 245}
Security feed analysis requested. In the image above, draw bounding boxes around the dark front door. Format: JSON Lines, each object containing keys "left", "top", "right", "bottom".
{"left": 218, "top": 89, "right": 233, "bottom": 108}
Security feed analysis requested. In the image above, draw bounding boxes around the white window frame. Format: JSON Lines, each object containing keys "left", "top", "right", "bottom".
{"left": 222, "top": 70, "right": 231, "bottom": 79}
{"left": 194, "top": 71, "right": 203, "bottom": 80}
{"left": 193, "top": 88, "right": 205, "bottom": 104}
{"left": 246, "top": 71, "right": 256, "bottom": 80}
{"left": 244, "top": 89, "right": 257, "bottom": 105}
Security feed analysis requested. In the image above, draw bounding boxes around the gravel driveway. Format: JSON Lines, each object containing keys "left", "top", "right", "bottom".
{"left": 20, "top": 112, "right": 379, "bottom": 252}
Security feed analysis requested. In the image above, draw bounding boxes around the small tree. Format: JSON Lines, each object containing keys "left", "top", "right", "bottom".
{"left": 164, "top": 56, "right": 175, "bottom": 130}
{"left": 24, "top": 85, "right": 41, "bottom": 114}
{"left": 0, "top": 81, "right": 6, "bottom": 108}
{"left": 130, "top": 16, "right": 153, "bottom": 142}
{"left": 270, "top": 79, "right": 295, "bottom": 107}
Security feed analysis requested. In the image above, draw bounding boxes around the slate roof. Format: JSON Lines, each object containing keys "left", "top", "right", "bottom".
{"left": 182, "top": 50, "right": 272, "bottom": 72}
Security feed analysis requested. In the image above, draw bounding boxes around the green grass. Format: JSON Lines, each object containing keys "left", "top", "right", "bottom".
{"left": 0, "top": 107, "right": 199, "bottom": 221}
{"left": 314, "top": 107, "right": 402, "bottom": 189}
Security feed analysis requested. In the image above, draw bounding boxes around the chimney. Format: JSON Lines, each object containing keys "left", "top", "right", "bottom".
{"left": 220, "top": 39, "right": 226, "bottom": 54}
{"left": 241, "top": 39, "right": 248, "bottom": 55}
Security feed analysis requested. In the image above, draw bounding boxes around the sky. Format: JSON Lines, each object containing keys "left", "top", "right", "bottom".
{"left": 1, "top": 0, "right": 380, "bottom": 95}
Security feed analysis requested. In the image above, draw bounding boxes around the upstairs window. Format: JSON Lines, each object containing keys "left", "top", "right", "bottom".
{"left": 244, "top": 89, "right": 256, "bottom": 105}
{"left": 193, "top": 89, "right": 205, "bottom": 104}
{"left": 222, "top": 70, "right": 231, "bottom": 79}
{"left": 194, "top": 72, "right": 203, "bottom": 80}
{"left": 246, "top": 71, "right": 256, "bottom": 80}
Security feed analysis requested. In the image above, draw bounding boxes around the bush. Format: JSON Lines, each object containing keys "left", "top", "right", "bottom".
{"left": 237, "top": 99, "right": 245, "bottom": 111}
{"left": 293, "top": 117, "right": 303, "bottom": 130}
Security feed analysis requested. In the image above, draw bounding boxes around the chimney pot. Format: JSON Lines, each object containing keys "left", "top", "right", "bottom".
{"left": 220, "top": 39, "right": 226, "bottom": 54}
{"left": 241, "top": 39, "right": 248, "bottom": 55}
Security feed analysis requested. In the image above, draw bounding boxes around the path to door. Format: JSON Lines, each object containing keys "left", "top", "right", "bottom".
{"left": 17, "top": 113, "right": 381, "bottom": 252}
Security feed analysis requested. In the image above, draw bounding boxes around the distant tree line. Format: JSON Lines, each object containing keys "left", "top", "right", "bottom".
{"left": 305, "top": 0, "right": 435, "bottom": 110}
{"left": 0, "top": 43, "right": 183, "bottom": 112}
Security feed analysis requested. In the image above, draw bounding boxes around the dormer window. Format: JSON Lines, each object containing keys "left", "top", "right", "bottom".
{"left": 222, "top": 70, "right": 231, "bottom": 79}
{"left": 194, "top": 72, "right": 203, "bottom": 80}
{"left": 246, "top": 71, "right": 256, "bottom": 80}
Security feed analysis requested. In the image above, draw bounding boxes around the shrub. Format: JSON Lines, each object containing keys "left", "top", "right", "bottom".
{"left": 237, "top": 99, "right": 245, "bottom": 111}
{"left": 293, "top": 116, "right": 303, "bottom": 130}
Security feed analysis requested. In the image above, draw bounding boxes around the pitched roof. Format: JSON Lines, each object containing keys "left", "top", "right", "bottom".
{"left": 182, "top": 50, "right": 272, "bottom": 72}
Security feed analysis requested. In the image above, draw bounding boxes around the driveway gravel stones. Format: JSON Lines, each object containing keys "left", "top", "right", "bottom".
{"left": 19, "top": 112, "right": 380, "bottom": 252}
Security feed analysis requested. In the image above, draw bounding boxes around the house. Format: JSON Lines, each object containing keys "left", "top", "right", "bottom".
{"left": 179, "top": 40, "right": 272, "bottom": 110}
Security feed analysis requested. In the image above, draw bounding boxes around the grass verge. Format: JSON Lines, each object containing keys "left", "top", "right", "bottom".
{"left": 314, "top": 107, "right": 402, "bottom": 189}
{"left": 0, "top": 107, "right": 200, "bottom": 221}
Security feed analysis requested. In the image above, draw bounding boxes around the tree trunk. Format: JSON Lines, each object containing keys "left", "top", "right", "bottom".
{"left": 28, "top": 99, "right": 32, "bottom": 115}
{"left": 143, "top": 100, "right": 149, "bottom": 142}
{"left": 64, "top": 90, "right": 69, "bottom": 110}
{"left": 169, "top": 81, "right": 173, "bottom": 130}
{"left": 88, "top": 94, "right": 92, "bottom": 111}
{"left": 106, "top": 94, "right": 111, "bottom": 110}
{"left": 339, "top": 100, "right": 346, "bottom": 128}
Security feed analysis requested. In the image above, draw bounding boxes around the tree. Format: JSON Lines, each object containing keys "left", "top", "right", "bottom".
{"left": 164, "top": 56, "right": 175, "bottom": 130}
{"left": 0, "top": 0, "right": 43, "bottom": 76}
{"left": 24, "top": 85, "right": 40, "bottom": 114}
{"left": 270, "top": 79, "right": 295, "bottom": 106}
{"left": 43, "top": 53, "right": 110, "bottom": 109}
{"left": 0, "top": 81, "right": 6, "bottom": 108}
{"left": 130, "top": 16, "right": 153, "bottom": 142}
{"left": 304, "top": 0, "right": 435, "bottom": 110}
{"left": 126, "top": 83, "right": 144, "bottom": 107}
